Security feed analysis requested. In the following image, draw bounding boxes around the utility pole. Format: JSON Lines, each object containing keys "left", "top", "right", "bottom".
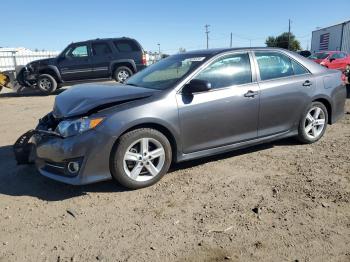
{"left": 288, "top": 19, "right": 291, "bottom": 50}
{"left": 157, "top": 43, "right": 161, "bottom": 59}
{"left": 230, "top": 32, "right": 232, "bottom": 48}
{"left": 205, "top": 24, "right": 210, "bottom": 49}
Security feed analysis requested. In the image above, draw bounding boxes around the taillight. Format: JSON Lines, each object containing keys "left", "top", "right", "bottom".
{"left": 142, "top": 53, "right": 147, "bottom": 65}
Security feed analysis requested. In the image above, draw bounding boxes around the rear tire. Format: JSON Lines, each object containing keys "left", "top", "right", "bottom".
{"left": 113, "top": 66, "right": 133, "bottom": 83}
{"left": 37, "top": 74, "right": 57, "bottom": 94}
{"left": 110, "top": 128, "right": 172, "bottom": 189}
{"left": 297, "top": 102, "right": 328, "bottom": 144}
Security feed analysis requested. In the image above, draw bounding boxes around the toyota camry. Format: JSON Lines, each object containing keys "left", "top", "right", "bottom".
{"left": 14, "top": 48, "right": 346, "bottom": 189}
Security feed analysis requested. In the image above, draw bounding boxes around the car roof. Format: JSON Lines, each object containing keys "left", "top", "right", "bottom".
{"left": 70, "top": 37, "right": 137, "bottom": 45}
{"left": 183, "top": 47, "right": 329, "bottom": 75}
{"left": 183, "top": 47, "right": 292, "bottom": 56}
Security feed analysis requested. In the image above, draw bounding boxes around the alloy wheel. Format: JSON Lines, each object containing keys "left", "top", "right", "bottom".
{"left": 304, "top": 106, "right": 326, "bottom": 139}
{"left": 123, "top": 137, "right": 165, "bottom": 182}
{"left": 38, "top": 78, "right": 52, "bottom": 90}
{"left": 117, "top": 70, "right": 130, "bottom": 82}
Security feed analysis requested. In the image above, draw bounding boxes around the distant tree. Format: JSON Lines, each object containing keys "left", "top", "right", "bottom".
{"left": 265, "top": 32, "right": 301, "bottom": 51}
{"left": 178, "top": 47, "right": 186, "bottom": 53}
{"left": 265, "top": 36, "right": 277, "bottom": 47}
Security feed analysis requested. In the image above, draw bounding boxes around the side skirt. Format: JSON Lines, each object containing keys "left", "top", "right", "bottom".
{"left": 176, "top": 130, "right": 297, "bottom": 163}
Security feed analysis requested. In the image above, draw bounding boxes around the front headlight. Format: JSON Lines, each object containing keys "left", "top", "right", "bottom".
{"left": 55, "top": 117, "right": 104, "bottom": 137}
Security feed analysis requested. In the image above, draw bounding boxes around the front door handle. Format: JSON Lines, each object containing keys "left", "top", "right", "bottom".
{"left": 244, "top": 90, "right": 258, "bottom": 98}
{"left": 302, "top": 80, "right": 312, "bottom": 87}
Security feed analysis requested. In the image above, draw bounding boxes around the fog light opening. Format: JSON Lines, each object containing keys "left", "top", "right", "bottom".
{"left": 67, "top": 161, "right": 80, "bottom": 174}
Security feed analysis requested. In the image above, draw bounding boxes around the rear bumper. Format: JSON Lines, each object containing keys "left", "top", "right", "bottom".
{"left": 330, "top": 84, "right": 347, "bottom": 124}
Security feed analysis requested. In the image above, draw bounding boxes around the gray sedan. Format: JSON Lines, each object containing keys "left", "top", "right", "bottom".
{"left": 14, "top": 48, "right": 346, "bottom": 189}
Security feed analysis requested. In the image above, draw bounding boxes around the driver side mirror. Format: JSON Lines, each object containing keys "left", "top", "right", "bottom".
{"left": 183, "top": 79, "right": 212, "bottom": 94}
{"left": 329, "top": 57, "right": 336, "bottom": 62}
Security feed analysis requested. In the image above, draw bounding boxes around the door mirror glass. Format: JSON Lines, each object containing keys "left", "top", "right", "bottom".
{"left": 184, "top": 79, "right": 211, "bottom": 93}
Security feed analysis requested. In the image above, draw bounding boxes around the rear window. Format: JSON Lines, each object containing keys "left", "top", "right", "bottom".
{"left": 255, "top": 52, "right": 294, "bottom": 80}
{"left": 113, "top": 40, "right": 140, "bottom": 52}
{"left": 92, "top": 42, "right": 112, "bottom": 56}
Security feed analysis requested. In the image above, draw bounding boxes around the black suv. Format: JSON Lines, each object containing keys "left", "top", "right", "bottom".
{"left": 19, "top": 37, "right": 146, "bottom": 93}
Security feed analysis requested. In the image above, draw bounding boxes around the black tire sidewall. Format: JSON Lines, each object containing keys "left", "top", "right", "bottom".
{"left": 37, "top": 74, "right": 57, "bottom": 94}
{"left": 297, "top": 102, "right": 328, "bottom": 144}
{"left": 113, "top": 66, "right": 133, "bottom": 83}
{"left": 111, "top": 128, "right": 172, "bottom": 189}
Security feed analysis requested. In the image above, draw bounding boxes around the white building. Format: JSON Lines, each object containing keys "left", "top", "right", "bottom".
{"left": 311, "top": 20, "right": 350, "bottom": 53}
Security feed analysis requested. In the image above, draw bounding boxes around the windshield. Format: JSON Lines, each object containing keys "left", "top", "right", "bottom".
{"left": 125, "top": 54, "right": 208, "bottom": 90}
{"left": 309, "top": 52, "right": 329, "bottom": 60}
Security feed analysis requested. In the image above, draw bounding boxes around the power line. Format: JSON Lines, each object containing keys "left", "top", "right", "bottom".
{"left": 205, "top": 24, "right": 210, "bottom": 49}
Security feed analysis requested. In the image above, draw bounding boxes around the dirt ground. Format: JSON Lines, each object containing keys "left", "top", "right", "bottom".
{"left": 0, "top": 85, "right": 349, "bottom": 262}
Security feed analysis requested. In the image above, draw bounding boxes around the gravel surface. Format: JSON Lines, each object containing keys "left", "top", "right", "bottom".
{"left": 0, "top": 86, "right": 349, "bottom": 262}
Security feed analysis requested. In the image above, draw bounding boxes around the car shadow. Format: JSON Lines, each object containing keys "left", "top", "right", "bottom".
{"left": 169, "top": 137, "right": 298, "bottom": 172}
{"left": 0, "top": 137, "right": 298, "bottom": 202}
{"left": 0, "top": 145, "right": 127, "bottom": 201}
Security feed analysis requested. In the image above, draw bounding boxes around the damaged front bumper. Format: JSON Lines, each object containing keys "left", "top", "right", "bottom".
{"left": 14, "top": 126, "right": 114, "bottom": 185}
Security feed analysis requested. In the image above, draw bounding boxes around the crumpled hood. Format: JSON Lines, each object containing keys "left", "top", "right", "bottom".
{"left": 53, "top": 84, "right": 158, "bottom": 118}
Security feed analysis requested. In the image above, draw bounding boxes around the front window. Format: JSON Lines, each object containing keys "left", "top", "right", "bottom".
{"left": 66, "top": 45, "right": 89, "bottom": 58}
{"left": 125, "top": 54, "right": 208, "bottom": 90}
{"left": 194, "top": 53, "right": 252, "bottom": 89}
{"left": 309, "top": 52, "right": 329, "bottom": 60}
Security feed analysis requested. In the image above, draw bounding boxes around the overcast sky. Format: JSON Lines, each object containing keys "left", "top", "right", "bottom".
{"left": 2, "top": 0, "right": 350, "bottom": 53}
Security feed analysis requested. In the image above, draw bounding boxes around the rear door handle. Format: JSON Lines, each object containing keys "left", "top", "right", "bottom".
{"left": 244, "top": 90, "right": 259, "bottom": 98}
{"left": 303, "top": 80, "right": 312, "bottom": 87}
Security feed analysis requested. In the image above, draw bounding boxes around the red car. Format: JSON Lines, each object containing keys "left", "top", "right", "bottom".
{"left": 309, "top": 51, "right": 350, "bottom": 70}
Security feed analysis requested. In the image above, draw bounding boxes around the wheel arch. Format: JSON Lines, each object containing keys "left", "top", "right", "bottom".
{"left": 38, "top": 66, "right": 62, "bottom": 83}
{"left": 312, "top": 97, "right": 332, "bottom": 124}
{"left": 110, "top": 60, "right": 136, "bottom": 74}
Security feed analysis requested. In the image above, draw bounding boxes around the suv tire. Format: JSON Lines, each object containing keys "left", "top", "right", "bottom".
{"left": 113, "top": 66, "right": 133, "bottom": 83}
{"left": 37, "top": 74, "right": 57, "bottom": 94}
{"left": 110, "top": 128, "right": 172, "bottom": 189}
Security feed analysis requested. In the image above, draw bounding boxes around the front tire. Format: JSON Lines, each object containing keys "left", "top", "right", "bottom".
{"left": 111, "top": 128, "right": 172, "bottom": 189}
{"left": 297, "top": 102, "right": 328, "bottom": 144}
{"left": 37, "top": 74, "right": 57, "bottom": 94}
{"left": 113, "top": 66, "right": 133, "bottom": 83}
